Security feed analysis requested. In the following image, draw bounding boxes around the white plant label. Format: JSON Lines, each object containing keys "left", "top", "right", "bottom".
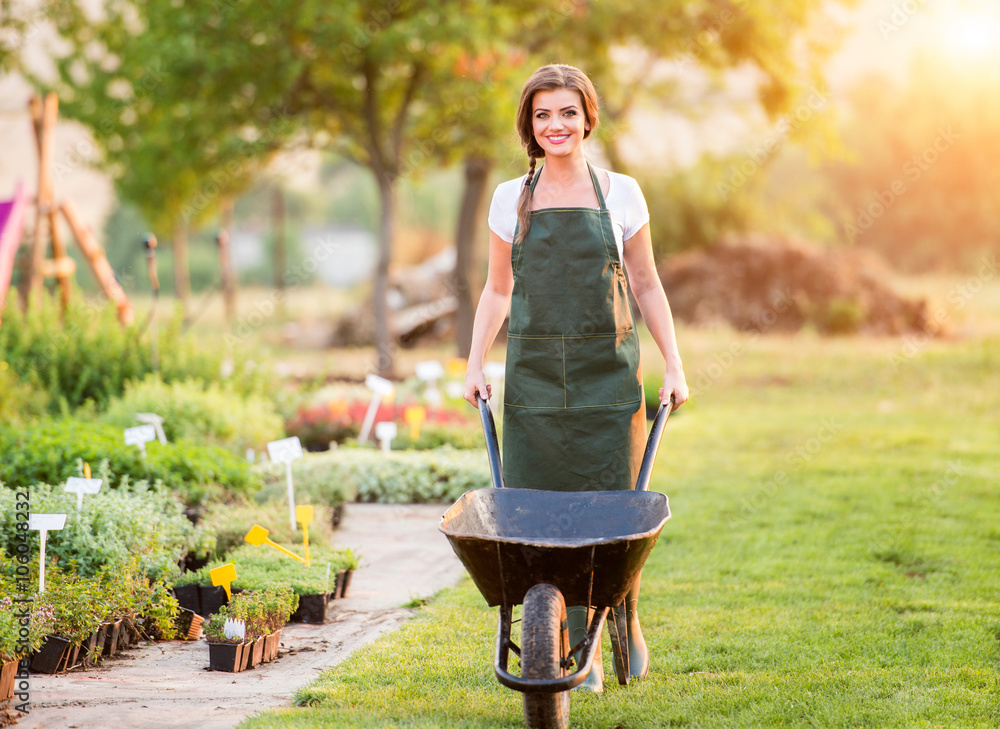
{"left": 136, "top": 412, "right": 167, "bottom": 444}
{"left": 28, "top": 513, "right": 67, "bottom": 593}
{"left": 415, "top": 360, "right": 444, "bottom": 382}
{"left": 64, "top": 477, "right": 102, "bottom": 511}
{"left": 375, "top": 421, "right": 398, "bottom": 453}
{"left": 223, "top": 618, "right": 246, "bottom": 641}
{"left": 268, "top": 436, "right": 304, "bottom": 531}
{"left": 266, "top": 436, "right": 303, "bottom": 464}
{"left": 124, "top": 424, "right": 157, "bottom": 458}
{"left": 360, "top": 374, "right": 395, "bottom": 443}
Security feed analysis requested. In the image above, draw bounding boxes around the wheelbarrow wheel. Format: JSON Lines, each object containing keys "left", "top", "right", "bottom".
{"left": 521, "top": 583, "right": 570, "bottom": 729}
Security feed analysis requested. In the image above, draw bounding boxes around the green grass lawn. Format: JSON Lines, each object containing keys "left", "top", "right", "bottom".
{"left": 239, "top": 328, "right": 1000, "bottom": 728}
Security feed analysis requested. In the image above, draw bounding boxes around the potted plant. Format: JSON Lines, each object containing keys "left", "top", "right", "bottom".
{"left": 204, "top": 610, "right": 245, "bottom": 672}
{"left": 335, "top": 548, "right": 361, "bottom": 599}
{"left": 224, "top": 587, "right": 298, "bottom": 667}
{"left": 1, "top": 597, "right": 55, "bottom": 699}
{"left": 32, "top": 568, "right": 103, "bottom": 674}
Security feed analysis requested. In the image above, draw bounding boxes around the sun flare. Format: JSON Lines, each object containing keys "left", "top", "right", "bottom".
{"left": 935, "top": 7, "right": 1000, "bottom": 62}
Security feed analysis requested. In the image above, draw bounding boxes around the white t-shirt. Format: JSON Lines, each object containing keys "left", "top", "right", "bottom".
{"left": 487, "top": 168, "right": 650, "bottom": 261}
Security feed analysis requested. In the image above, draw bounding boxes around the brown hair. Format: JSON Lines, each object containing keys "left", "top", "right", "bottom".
{"left": 513, "top": 64, "right": 600, "bottom": 244}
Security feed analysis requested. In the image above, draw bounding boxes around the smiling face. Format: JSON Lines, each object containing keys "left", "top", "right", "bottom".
{"left": 531, "top": 88, "right": 591, "bottom": 158}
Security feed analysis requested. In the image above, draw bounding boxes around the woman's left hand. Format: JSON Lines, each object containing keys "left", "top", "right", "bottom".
{"left": 658, "top": 370, "right": 689, "bottom": 411}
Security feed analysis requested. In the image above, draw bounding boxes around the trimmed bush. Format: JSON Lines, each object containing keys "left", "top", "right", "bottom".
{"left": 0, "top": 420, "right": 261, "bottom": 506}
{"left": 256, "top": 446, "right": 490, "bottom": 506}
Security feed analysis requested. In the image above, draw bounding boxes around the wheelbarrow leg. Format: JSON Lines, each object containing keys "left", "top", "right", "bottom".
{"left": 607, "top": 600, "right": 630, "bottom": 686}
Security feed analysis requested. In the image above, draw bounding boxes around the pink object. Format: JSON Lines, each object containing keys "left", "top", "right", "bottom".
{"left": 0, "top": 182, "right": 29, "bottom": 320}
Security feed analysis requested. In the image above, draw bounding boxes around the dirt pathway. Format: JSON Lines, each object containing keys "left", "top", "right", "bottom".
{"left": 14, "top": 504, "right": 465, "bottom": 729}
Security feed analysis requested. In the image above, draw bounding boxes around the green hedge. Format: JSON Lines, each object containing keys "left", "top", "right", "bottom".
{"left": 256, "top": 446, "right": 491, "bottom": 506}
{"left": 0, "top": 420, "right": 261, "bottom": 506}
{"left": 0, "top": 481, "right": 212, "bottom": 581}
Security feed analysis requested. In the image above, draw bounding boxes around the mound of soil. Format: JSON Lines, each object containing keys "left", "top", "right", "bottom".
{"left": 659, "top": 237, "right": 936, "bottom": 335}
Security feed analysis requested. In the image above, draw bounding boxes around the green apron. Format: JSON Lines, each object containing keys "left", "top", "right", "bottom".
{"left": 503, "top": 162, "right": 646, "bottom": 492}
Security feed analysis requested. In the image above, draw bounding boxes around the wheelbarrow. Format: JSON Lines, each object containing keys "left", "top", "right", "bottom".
{"left": 439, "top": 395, "right": 673, "bottom": 729}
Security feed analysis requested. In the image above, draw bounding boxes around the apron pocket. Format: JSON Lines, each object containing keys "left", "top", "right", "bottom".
{"left": 563, "top": 330, "right": 641, "bottom": 408}
{"left": 504, "top": 335, "right": 566, "bottom": 408}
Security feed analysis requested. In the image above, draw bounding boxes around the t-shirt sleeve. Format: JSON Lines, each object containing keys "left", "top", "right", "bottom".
{"left": 488, "top": 181, "right": 518, "bottom": 244}
{"left": 622, "top": 177, "right": 651, "bottom": 242}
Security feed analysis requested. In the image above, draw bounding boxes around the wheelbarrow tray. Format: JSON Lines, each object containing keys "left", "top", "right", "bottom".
{"left": 440, "top": 488, "right": 670, "bottom": 608}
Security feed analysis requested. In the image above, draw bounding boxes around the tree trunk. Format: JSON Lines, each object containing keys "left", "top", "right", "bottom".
{"left": 218, "top": 196, "right": 236, "bottom": 326}
{"left": 271, "top": 186, "right": 286, "bottom": 317}
{"left": 453, "top": 155, "right": 493, "bottom": 358}
{"left": 172, "top": 219, "right": 190, "bottom": 318}
{"left": 373, "top": 174, "right": 396, "bottom": 378}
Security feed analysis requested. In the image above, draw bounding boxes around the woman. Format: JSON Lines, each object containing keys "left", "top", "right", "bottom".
{"left": 464, "top": 64, "right": 689, "bottom": 693}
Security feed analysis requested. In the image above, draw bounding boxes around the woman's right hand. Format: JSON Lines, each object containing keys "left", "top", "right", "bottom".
{"left": 463, "top": 368, "right": 492, "bottom": 407}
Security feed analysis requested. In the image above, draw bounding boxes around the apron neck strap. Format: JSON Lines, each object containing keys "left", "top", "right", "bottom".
{"left": 529, "top": 160, "right": 608, "bottom": 212}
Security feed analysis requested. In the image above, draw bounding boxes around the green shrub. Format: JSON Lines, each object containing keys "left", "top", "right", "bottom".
{"left": 0, "top": 481, "right": 212, "bottom": 581}
{"left": 175, "top": 543, "right": 353, "bottom": 596}
{"left": 388, "top": 424, "right": 483, "bottom": 450}
{"left": 0, "top": 365, "right": 50, "bottom": 425}
{"left": 258, "top": 447, "right": 490, "bottom": 506}
{"left": 0, "top": 420, "right": 261, "bottom": 506}
{"left": 0, "top": 294, "right": 268, "bottom": 414}
{"left": 99, "top": 374, "right": 284, "bottom": 454}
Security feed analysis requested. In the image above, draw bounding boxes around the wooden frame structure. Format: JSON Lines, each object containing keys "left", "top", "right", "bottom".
{"left": 3, "top": 92, "right": 133, "bottom": 325}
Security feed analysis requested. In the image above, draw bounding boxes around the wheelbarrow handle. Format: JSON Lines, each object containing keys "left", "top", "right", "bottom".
{"left": 477, "top": 394, "right": 505, "bottom": 489}
{"left": 634, "top": 395, "right": 674, "bottom": 492}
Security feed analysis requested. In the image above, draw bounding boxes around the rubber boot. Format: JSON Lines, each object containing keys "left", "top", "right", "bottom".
{"left": 566, "top": 605, "right": 603, "bottom": 693}
{"left": 625, "top": 575, "right": 649, "bottom": 679}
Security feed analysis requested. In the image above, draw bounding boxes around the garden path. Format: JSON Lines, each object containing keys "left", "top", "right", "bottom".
{"left": 15, "top": 503, "right": 465, "bottom": 729}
